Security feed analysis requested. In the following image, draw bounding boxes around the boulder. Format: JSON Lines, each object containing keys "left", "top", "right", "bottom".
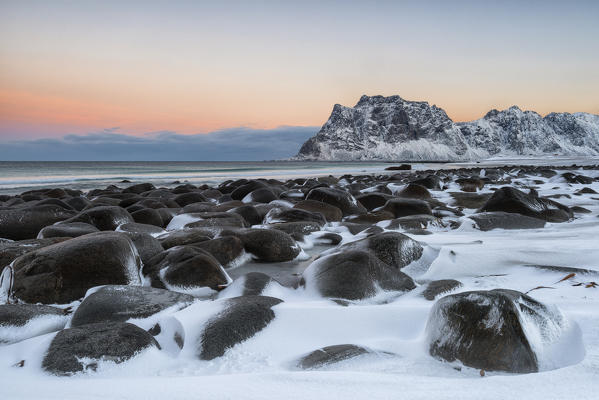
{"left": 293, "top": 200, "right": 343, "bottom": 222}
{"left": 143, "top": 246, "right": 230, "bottom": 295}
{"left": 422, "top": 279, "right": 462, "bottom": 301}
{"left": 66, "top": 206, "right": 134, "bottom": 231}
{"left": 0, "top": 237, "right": 70, "bottom": 269}
{"left": 296, "top": 344, "right": 371, "bottom": 369}
{"left": 355, "top": 193, "right": 394, "bottom": 211}
{"left": 0, "top": 205, "right": 76, "bottom": 240}
{"left": 232, "top": 228, "right": 301, "bottom": 262}
{"left": 479, "top": 187, "right": 572, "bottom": 222}
{"left": 37, "top": 222, "right": 99, "bottom": 239}
{"left": 264, "top": 208, "right": 326, "bottom": 226}
{"left": 426, "top": 289, "right": 565, "bottom": 373}
{"left": 469, "top": 212, "right": 546, "bottom": 231}
{"left": 333, "top": 231, "right": 424, "bottom": 270}
{"left": 306, "top": 187, "right": 366, "bottom": 216}
{"left": 131, "top": 208, "right": 164, "bottom": 227}
{"left": 42, "top": 322, "right": 159, "bottom": 375}
{"left": 397, "top": 184, "right": 432, "bottom": 200}
{"left": 0, "top": 304, "right": 68, "bottom": 344}
{"left": 197, "top": 296, "right": 282, "bottom": 360}
{"left": 381, "top": 198, "right": 432, "bottom": 218}
{"left": 159, "top": 228, "right": 214, "bottom": 249}
{"left": 194, "top": 236, "right": 246, "bottom": 268}
{"left": 301, "top": 250, "right": 415, "bottom": 300}
{"left": 8, "top": 232, "right": 141, "bottom": 304}
{"left": 70, "top": 285, "right": 195, "bottom": 327}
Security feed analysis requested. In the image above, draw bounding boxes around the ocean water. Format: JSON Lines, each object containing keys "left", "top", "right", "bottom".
{"left": 0, "top": 157, "right": 596, "bottom": 195}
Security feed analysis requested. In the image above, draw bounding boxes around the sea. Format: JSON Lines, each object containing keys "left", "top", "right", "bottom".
{"left": 0, "top": 157, "right": 596, "bottom": 195}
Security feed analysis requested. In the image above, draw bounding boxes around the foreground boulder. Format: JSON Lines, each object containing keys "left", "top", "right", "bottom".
{"left": 71, "top": 285, "right": 195, "bottom": 327}
{"left": 332, "top": 232, "right": 424, "bottom": 270}
{"left": 8, "top": 232, "right": 142, "bottom": 304}
{"left": 65, "top": 206, "right": 134, "bottom": 231}
{"left": 469, "top": 212, "right": 546, "bottom": 231}
{"left": 197, "top": 296, "right": 282, "bottom": 360}
{"left": 301, "top": 250, "right": 415, "bottom": 300}
{"left": 0, "top": 237, "right": 69, "bottom": 269}
{"left": 421, "top": 280, "right": 462, "bottom": 301}
{"left": 426, "top": 289, "right": 565, "bottom": 373}
{"left": 306, "top": 187, "right": 366, "bottom": 216}
{"left": 0, "top": 205, "right": 76, "bottom": 240}
{"left": 37, "top": 222, "right": 100, "bottom": 239}
{"left": 296, "top": 344, "right": 372, "bottom": 369}
{"left": 143, "top": 246, "right": 230, "bottom": 295}
{"left": 293, "top": 200, "right": 343, "bottom": 222}
{"left": 479, "top": 187, "right": 572, "bottom": 222}
{"left": 228, "top": 228, "right": 301, "bottom": 262}
{"left": 42, "top": 322, "right": 159, "bottom": 375}
{"left": 0, "top": 304, "right": 68, "bottom": 345}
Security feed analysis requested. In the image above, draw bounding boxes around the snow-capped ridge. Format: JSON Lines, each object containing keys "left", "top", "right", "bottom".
{"left": 297, "top": 95, "right": 599, "bottom": 160}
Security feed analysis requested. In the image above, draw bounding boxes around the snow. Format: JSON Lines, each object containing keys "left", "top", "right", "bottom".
{"left": 1, "top": 163, "right": 599, "bottom": 399}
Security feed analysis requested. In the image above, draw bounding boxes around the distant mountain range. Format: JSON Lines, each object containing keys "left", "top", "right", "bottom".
{"left": 296, "top": 95, "right": 599, "bottom": 160}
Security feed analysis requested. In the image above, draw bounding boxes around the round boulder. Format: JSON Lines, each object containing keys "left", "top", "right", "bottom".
{"left": 8, "top": 232, "right": 142, "bottom": 304}
{"left": 42, "top": 322, "right": 159, "bottom": 375}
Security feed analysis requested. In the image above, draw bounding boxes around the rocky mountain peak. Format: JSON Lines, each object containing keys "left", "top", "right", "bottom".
{"left": 297, "top": 95, "right": 599, "bottom": 160}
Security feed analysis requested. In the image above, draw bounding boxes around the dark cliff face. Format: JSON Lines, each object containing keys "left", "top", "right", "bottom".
{"left": 297, "top": 95, "right": 599, "bottom": 160}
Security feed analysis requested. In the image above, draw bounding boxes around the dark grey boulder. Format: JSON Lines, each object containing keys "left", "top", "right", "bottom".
{"left": 345, "top": 210, "right": 395, "bottom": 224}
{"left": 411, "top": 175, "right": 441, "bottom": 190}
{"left": 296, "top": 344, "right": 371, "bottom": 369}
{"left": 159, "top": 228, "right": 213, "bottom": 249}
{"left": 422, "top": 279, "right": 462, "bottom": 301}
{"left": 397, "top": 184, "right": 432, "bottom": 200}
{"left": 227, "top": 228, "right": 301, "bottom": 262}
{"left": 70, "top": 285, "right": 195, "bottom": 327}
{"left": 301, "top": 250, "right": 415, "bottom": 300}
{"left": 123, "top": 182, "right": 156, "bottom": 194}
{"left": 381, "top": 198, "right": 432, "bottom": 218}
{"left": 386, "top": 215, "right": 445, "bottom": 230}
{"left": 37, "top": 222, "right": 99, "bottom": 239}
{"left": 9, "top": 232, "right": 141, "bottom": 304}
{"left": 0, "top": 205, "right": 76, "bottom": 240}
{"left": 228, "top": 205, "right": 263, "bottom": 226}
{"left": 449, "top": 192, "right": 493, "bottom": 209}
{"left": 243, "top": 188, "right": 278, "bottom": 203}
{"left": 355, "top": 193, "right": 394, "bottom": 211}
{"left": 42, "top": 322, "right": 159, "bottom": 375}
{"left": 335, "top": 231, "right": 424, "bottom": 270}
{"left": 426, "top": 289, "right": 562, "bottom": 373}
{"left": 117, "top": 222, "right": 165, "bottom": 236}
{"left": 66, "top": 206, "right": 134, "bottom": 231}
{"left": 120, "top": 232, "right": 164, "bottom": 265}
{"left": 306, "top": 187, "right": 366, "bottom": 216}
{"left": 293, "top": 200, "right": 343, "bottom": 222}
{"left": 0, "top": 237, "right": 70, "bottom": 269}
{"left": 143, "top": 246, "right": 230, "bottom": 293}
{"left": 193, "top": 236, "right": 246, "bottom": 268}
{"left": 470, "top": 212, "right": 546, "bottom": 231}
{"left": 479, "top": 187, "right": 572, "bottom": 222}
{"left": 265, "top": 208, "right": 326, "bottom": 226}
{"left": 0, "top": 304, "right": 68, "bottom": 344}
{"left": 130, "top": 208, "right": 164, "bottom": 227}
{"left": 197, "top": 295, "right": 282, "bottom": 360}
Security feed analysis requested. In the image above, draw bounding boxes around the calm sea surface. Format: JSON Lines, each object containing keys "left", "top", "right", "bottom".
{"left": 0, "top": 158, "right": 595, "bottom": 195}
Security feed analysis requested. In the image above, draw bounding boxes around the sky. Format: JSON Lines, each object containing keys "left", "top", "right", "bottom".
{"left": 0, "top": 0, "right": 598, "bottom": 160}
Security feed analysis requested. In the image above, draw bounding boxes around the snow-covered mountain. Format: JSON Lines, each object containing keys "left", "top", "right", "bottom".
{"left": 296, "top": 95, "right": 599, "bottom": 160}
